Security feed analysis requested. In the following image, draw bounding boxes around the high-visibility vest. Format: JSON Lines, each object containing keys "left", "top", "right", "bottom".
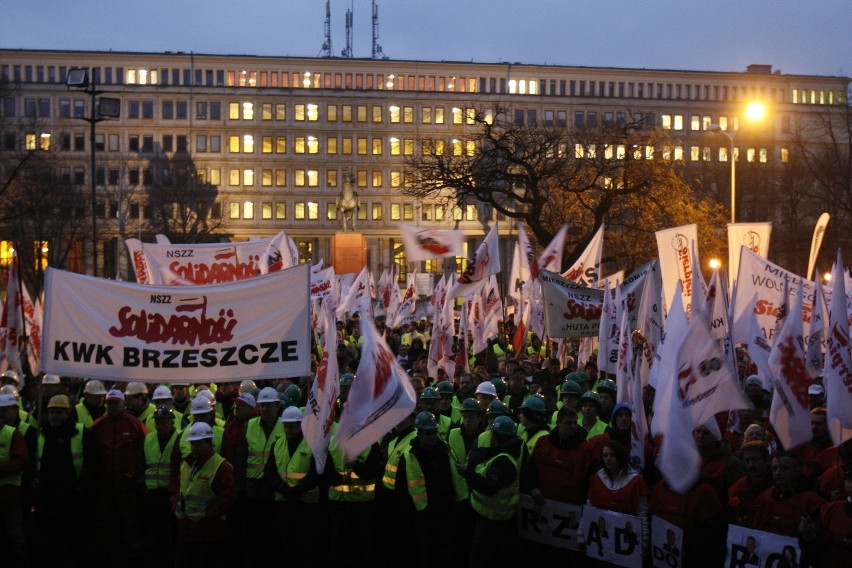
{"left": 245, "top": 418, "right": 284, "bottom": 479}
{"left": 448, "top": 427, "right": 476, "bottom": 466}
{"left": 137, "top": 403, "right": 155, "bottom": 424}
{"left": 178, "top": 424, "right": 224, "bottom": 458}
{"left": 75, "top": 402, "right": 98, "bottom": 429}
{"left": 404, "top": 447, "right": 468, "bottom": 511}
{"left": 470, "top": 451, "right": 519, "bottom": 521}
{"left": 0, "top": 424, "right": 22, "bottom": 487}
{"left": 437, "top": 414, "right": 452, "bottom": 442}
{"left": 272, "top": 436, "right": 318, "bottom": 503}
{"left": 522, "top": 429, "right": 548, "bottom": 456}
{"left": 329, "top": 440, "right": 376, "bottom": 503}
{"left": 175, "top": 454, "right": 226, "bottom": 521}
{"left": 492, "top": 344, "right": 508, "bottom": 362}
{"left": 37, "top": 423, "right": 85, "bottom": 479}
{"left": 145, "top": 410, "right": 185, "bottom": 434}
{"left": 382, "top": 430, "right": 416, "bottom": 490}
{"left": 143, "top": 429, "right": 180, "bottom": 490}
{"left": 582, "top": 417, "right": 607, "bottom": 440}
{"left": 476, "top": 429, "right": 493, "bottom": 449}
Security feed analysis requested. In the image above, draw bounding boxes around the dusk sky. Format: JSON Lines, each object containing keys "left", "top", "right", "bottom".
{"left": 4, "top": 0, "right": 850, "bottom": 77}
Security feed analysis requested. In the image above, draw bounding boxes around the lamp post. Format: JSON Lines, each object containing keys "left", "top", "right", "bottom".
{"left": 707, "top": 125, "right": 737, "bottom": 224}
{"left": 66, "top": 68, "right": 120, "bottom": 277}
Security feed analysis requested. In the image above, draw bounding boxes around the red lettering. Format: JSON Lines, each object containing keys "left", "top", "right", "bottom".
{"left": 563, "top": 299, "right": 602, "bottom": 322}
{"left": 108, "top": 296, "right": 237, "bottom": 345}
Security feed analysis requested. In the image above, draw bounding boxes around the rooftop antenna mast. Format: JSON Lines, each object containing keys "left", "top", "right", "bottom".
{"left": 319, "top": 0, "right": 333, "bottom": 58}
{"left": 371, "top": 0, "right": 388, "bottom": 60}
{"left": 342, "top": 2, "right": 353, "bottom": 59}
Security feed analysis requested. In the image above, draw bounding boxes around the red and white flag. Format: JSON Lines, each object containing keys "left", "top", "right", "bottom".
{"left": 302, "top": 306, "right": 340, "bottom": 474}
{"left": 768, "top": 283, "right": 812, "bottom": 450}
{"left": 398, "top": 224, "right": 464, "bottom": 262}
{"left": 615, "top": 308, "right": 647, "bottom": 470}
{"left": 805, "top": 273, "right": 827, "bottom": 380}
{"left": 21, "top": 286, "right": 41, "bottom": 376}
{"left": 0, "top": 252, "right": 23, "bottom": 374}
{"left": 455, "top": 223, "right": 501, "bottom": 297}
{"left": 649, "top": 281, "right": 688, "bottom": 432}
{"left": 562, "top": 224, "right": 604, "bottom": 287}
{"left": 427, "top": 289, "right": 456, "bottom": 381}
{"left": 336, "top": 266, "right": 372, "bottom": 319}
{"left": 655, "top": 224, "right": 698, "bottom": 314}
{"left": 392, "top": 280, "right": 417, "bottom": 329}
{"left": 824, "top": 249, "right": 852, "bottom": 444}
{"left": 333, "top": 317, "right": 417, "bottom": 460}
{"left": 727, "top": 222, "right": 772, "bottom": 290}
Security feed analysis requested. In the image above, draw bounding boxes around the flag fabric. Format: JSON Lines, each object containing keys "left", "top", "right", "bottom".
{"left": 805, "top": 273, "right": 827, "bottom": 379}
{"left": 392, "top": 280, "right": 417, "bottom": 329}
{"left": 336, "top": 266, "right": 372, "bottom": 319}
{"left": 649, "top": 282, "right": 688, "bottom": 435}
{"left": 537, "top": 224, "right": 568, "bottom": 274}
{"left": 302, "top": 306, "right": 340, "bottom": 474}
{"left": 768, "top": 284, "right": 813, "bottom": 451}
{"left": 562, "top": 224, "right": 605, "bottom": 287}
{"left": 0, "top": 253, "right": 23, "bottom": 374}
{"left": 689, "top": 241, "right": 706, "bottom": 322}
{"left": 807, "top": 213, "right": 831, "bottom": 281}
{"left": 333, "top": 317, "right": 418, "bottom": 460}
{"left": 455, "top": 223, "right": 501, "bottom": 296}
{"left": 635, "top": 260, "right": 664, "bottom": 387}
{"left": 745, "top": 295, "right": 774, "bottom": 391}
{"left": 656, "top": 297, "right": 749, "bottom": 493}
{"left": 483, "top": 275, "right": 503, "bottom": 342}
{"left": 824, "top": 249, "right": 852, "bottom": 444}
{"left": 397, "top": 224, "right": 464, "bottom": 262}
{"left": 727, "top": 222, "right": 772, "bottom": 291}
{"left": 540, "top": 270, "right": 604, "bottom": 339}
{"left": 21, "top": 286, "right": 41, "bottom": 375}
{"left": 597, "top": 279, "right": 615, "bottom": 375}
{"left": 427, "top": 288, "right": 456, "bottom": 381}
{"left": 615, "top": 308, "right": 647, "bottom": 470}
{"left": 655, "top": 224, "right": 698, "bottom": 314}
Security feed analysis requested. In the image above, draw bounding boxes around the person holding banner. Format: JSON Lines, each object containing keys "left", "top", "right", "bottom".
{"left": 753, "top": 451, "right": 825, "bottom": 539}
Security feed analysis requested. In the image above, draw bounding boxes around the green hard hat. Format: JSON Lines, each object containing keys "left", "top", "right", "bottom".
{"left": 486, "top": 400, "right": 509, "bottom": 417}
{"left": 573, "top": 370, "right": 591, "bottom": 384}
{"left": 284, "top": 384, "right": 302, "bottom": 405}
{"left": 560, "top": 380, "right": 582, "bottom": 397}
{"left": 488, "top": 415, "right": 517, "bottom": 437}
{"left": 340, "top": 373, "right": 354, "bottom": 387}
{"left": 596, "top": 378, "right": 616, "bottom": 395}
{"left": 435, "top": 381, "right": 454, "bottom": 396}
{"left": 581, "top": 390, "right": 602, "bottom": 406}
{"left": 420, "top": 386, "right": 440, "bottom": 401}
{"left": 461, "top": 398, "right": 484, "bottom": 415}
{"left": 520, "top": 395, "right": 546, "bottom": 415}
{"left": 491, "top": 378, "right": 508, "bottom": 398}
{"left": 415, "top": 411, "right": 439, "bottom": 431}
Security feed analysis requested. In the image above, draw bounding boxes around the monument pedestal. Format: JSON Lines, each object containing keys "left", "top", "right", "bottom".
{"left": 331, "top": 232, "right": 367, "bottom": 274}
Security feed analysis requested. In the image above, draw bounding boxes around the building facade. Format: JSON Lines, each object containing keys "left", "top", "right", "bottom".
{"left": 0, "top": 49, "right": 848, "bottom": 284}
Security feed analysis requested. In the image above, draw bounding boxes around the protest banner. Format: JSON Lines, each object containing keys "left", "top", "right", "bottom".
{"left": 516, "top": 494, "right": 583, "bottom": 551}
{"left": 725, "top": 524, "right": 801, "bottom": 568}
{"left": 651, "top": 516, "right": 684, "bottom": 568}
{"left": 578, "top": 506, "right": 644, "bottom": 568}
{"left": 41, "top": 264, "right": 311, "bottom": 383}
{"left": 540, "top": 270, "right": 604, "bottom": 338}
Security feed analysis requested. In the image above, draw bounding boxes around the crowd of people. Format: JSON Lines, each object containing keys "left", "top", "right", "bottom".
{"left": 0, "top": 314, "right": 850, "bottom": 568}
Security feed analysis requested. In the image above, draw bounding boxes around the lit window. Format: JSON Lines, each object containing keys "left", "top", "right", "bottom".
{"left": 229, "top": 136, "right": 240, "bottom": 153}
{"left": 390, "top": 138, "right": 400, "bottom": 156}
{"left": 661, "top": 115, "right": 672, "bottom": 130}
{"left": 229, "top": 169, "right": 240, "bottom": 186}
{"left": 389, "top": 106, "right": 400, "bottom": 123}
{"left": 465, "top": 205, "right": 476, "bottom": 221}
{"left": 262, "top": 169, "right": 273, "bottom": 186}
{"left": 404, "top": 139, "right": 414, "bottom": 156}
{"left": 372, "top": 171, "right": 382, "bottom": 187}
{"left": 690, "top": 146, "right": 700, "bottom": 161}
{"left": 691, "top": 116, "right": 700, "bottom": 131}
{"left": 390, "top": 171, "right": 402, "bottom": 188}
{"left": 452, "top": 107, "right": 463, "bottom": 124}
{"left": 372, "top": 203, "right": 383, "bottom": 220}
{"left": 780, "top": 148, "right": 790, "bottom": 163}
{"left": 307, "top": 137, "right": 318, "bottom": 154}
{"left": 391, "top": 204, "right": 401, "bottom": 220}
{"left": 295, "top": 137, "right": 306, "bottom": 154}
{"left": 357, "top": 138, "right": 368, "bottom": 155}
{"left": 242, "top": 102, "right": 253, "bottom": 120}
{"left": 403, "top": 204, "right": 414, "bottom": 220}
{"left": 262, "top": 202, "right": 273, "bottom": 220}
{"left": 295, "top": 104, "right": 306, "bottom": 121}
{"left": 327, "top": 137, "right": 338, "bottom": 154}
{"left": 276, "top": 137, "right": 286, "bottom": 154}
{"left": 452, "top": 139, "right": 462, "bottom": 156}
{"left": 372, "top": 138, "right": 382, "bottom": 155}
{"left": 229, "top": 202, "right": 240, "bottom": 219}
{"left": 276, "top": 203, "right": 286, "bottom": 219}
{"left": 243, "top": 169, "right": 254, "bottom": 185}
{"left": 673, "top": 115, "right": 684, "bottom": 130}
{"left": 243, "top": 135, "right": 254, "bottom": 153}
{"left": 262, "top": 137, "right": 273, "bottom": 154}
{"left": 307, "top": 104, "right": 318, "bottom": 121}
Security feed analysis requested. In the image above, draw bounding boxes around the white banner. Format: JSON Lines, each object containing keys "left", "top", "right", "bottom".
{"left": 578, "top": 506, "right": 644, "bottom": 568}
{"left": 725, "top": 524, "right": 801, "bottom": 568}
{"left": 310, "top": 266, "right": 336, "bottom": 299}
{"left": 125, "top": 230, "right": 296, "bottom": 285}
{"left": 655, "top": 224, "right": 698, "bottom": 314}
{"left": 516, "top": 495, "right": 583, "bottom": 550}
{"left": 650, "top": 516, "right": 684, "bottom": 568}
{"left": 540, "top": 270, "right": 604, "bottom": 338}
{"left": 41, "top": 265, "right": 311, "bottom": 383}
{"left": 727, "top": 222, "right": 772, "bottom": 290}
{"left": 397, "top": 224, "right": 464, "bottom": 262}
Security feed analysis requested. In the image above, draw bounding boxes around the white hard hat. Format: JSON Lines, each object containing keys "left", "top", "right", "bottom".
{"left": 236, "top": 393, "right": 257, "bottom": 408}
{"left": 189, "top": 396, "right": 214, "bottom": 415}
{"left": 256, "top": 387, "right": 280, "bottom": 405}
{"left": 280, "top": 406, "right": 303, "bottom": 423}
{"left": 152, "top": 386, "right": 173, "bottom": 400}
{"left": 0, "top": 393, "right": 17, "bottom": 407}
{"left": 475, "top": 381, "right": 497, "bottom": 397}
{"left": 1, "top": 370, "right": 20, "bottom": 385}
{"left": 42, "top": 374, "right": 62, "bottom": 385}
{"left": 83, "top": 380, "right": 107, "bottom": 396}
{"left": 185, "top": 422, "right": 214, "bottom": 442}
{"left": 0, "top": 385, "right": 19, "bottom": 400}
{"left": 195, "top": 389, "right": 215, "bottom": 403}
{"left": 125, "top": 382, "right": 148, "bottom": 396}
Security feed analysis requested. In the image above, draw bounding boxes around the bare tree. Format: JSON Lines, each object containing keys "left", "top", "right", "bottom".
{"left": 404, "top": 106, "right": 726, "bottom": 272}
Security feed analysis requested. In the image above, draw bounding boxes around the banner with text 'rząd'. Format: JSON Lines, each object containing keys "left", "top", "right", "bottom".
{"left": 41, "top": 264, "right": 310, "bottom": 383}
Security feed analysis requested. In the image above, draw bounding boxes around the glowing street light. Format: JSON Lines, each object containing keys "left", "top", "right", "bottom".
{"left": 709, "top": 258, "right": 721, "bottom": 270}
{"left": 708, "top": 102, "right": 767, "bottom": 224}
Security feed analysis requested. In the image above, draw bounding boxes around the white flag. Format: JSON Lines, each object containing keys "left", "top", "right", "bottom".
{"left": 727, "top": 222, "right": 772, "bottom": 290}
{"left": 455, "top": 223, "right": 501, "bottom": 296}
{"left": 0, "top": 253, "right": 22, "bottom": 374}
{"left": 805, "top": 273, "right": 827, "bottom": 379}
{"left": 302, "top": 307, "right": 340, "bottom": 474}
{"left": 398, "top": 224, "right": 464, "bottom": 262}
{"left": 768, "top": 284, "right": 812, "bottom": 450}
{"left": 655, "top": 224, "right": 698, "bottom": 314}
{"left": 824, "top": 249, "right": 852, "bottom": 444}
{"left": 562, "top": 224, "right": 605, "bottom": 287}
{"left": 333, "top": 317, "right": 417, "bottom": 460}
{"left": 336, "top": 266, "right": 372, "bottom": 319}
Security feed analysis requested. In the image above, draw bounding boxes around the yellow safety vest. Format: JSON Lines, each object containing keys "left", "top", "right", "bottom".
{"left": 245, "top": 418, "right": 284, "bottom": 479}
{"left": 382, "top": 430, "right": 416, "bottom": 490}
{"left": 75, "top": 402, "right": 98, "bottom": 429}
{"left": 329, "top": 439, "right": 376, "bottom": 503}
{"left": 0, "top": 424, "right": 22, "bottom": 487}
{"left": 470, "top": 452, "right": 519, "bottom": 521}
{"left": 145, "top": 410, "right": 185, "bottom": 434}
{"left": 175, "top": 454, "right": 226, "bottom": 521}
{"left": 143, "top": 429, "right": 180, "bottom": 490}
{"left": 37, "top": 423, "right": 85, "bottom": 479}
{"left": 404, "top": 447, "right": 468, "bottom": 511}
{"left": 272, "top": 436, "right": 318, "bottom": 503}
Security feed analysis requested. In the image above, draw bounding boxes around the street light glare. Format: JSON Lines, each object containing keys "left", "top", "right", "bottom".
{"left": 745, "top": 102, "right": 767, "bottom": 122}
{"left": 709, "top": 259, "right": 721, "bottom": 270}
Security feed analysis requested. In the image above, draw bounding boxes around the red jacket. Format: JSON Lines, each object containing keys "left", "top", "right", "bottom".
{"left": 531, "top": 431, "right": 594, "bottom": 504}
{"left": 587, "top": 469, "right": 649, "bottom": 516}
{"left": 753, "top": 486, "right": 825, "bottom": 537}
{"left": 727, "top": 474, "right": 772, "bottom": 526}
{"left": 90, "top": 411, "right": 147, "bottom": 492}
{"left": 818, "top": 500, "right": 852, "bottom": 568}
{"left": 171, "top": 450, "right": 237, "bottom": 543}
{"left": 650, "top": 480, "right": 725, "bottom": 568}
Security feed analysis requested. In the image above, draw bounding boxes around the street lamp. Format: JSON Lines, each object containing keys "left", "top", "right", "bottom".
{"left": 708, "top": 102, "right": 767, "bottom": 225}
{"left": 66, "top": 68, "right": 120, "bottom": 277}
